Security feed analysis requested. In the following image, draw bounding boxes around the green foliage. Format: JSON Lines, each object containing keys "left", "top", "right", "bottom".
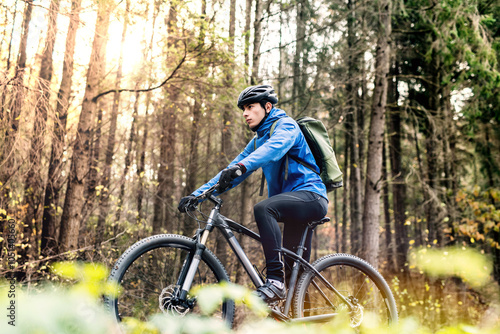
{"left": 0, "top": 262, "right": 118, "bottom": 333}
{"left": 410, "top": 247, "right": 493, "bottom": 287}
{"left": 453, "top": 187, "right": 500, "bottom": 251}
{"left": 2, "top": 259, "right": 500, "bottom": 333}
{"left": 51, "top": 261, "right": 120, "bottom": 299}
{"left": 192, "top": 281, "right": 268, "bottom": 317}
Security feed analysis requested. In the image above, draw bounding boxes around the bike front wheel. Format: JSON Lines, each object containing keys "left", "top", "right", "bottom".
{"left": 293, "top": 253, "right": 398, "bottom": 327}
{"left": 105, "top": 234, "right": 235, "bottom": 327}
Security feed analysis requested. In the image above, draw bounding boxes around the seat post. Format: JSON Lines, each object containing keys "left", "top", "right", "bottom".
{"left": 283, "top": 224, "right": 314, "bottom": 315}
{"left": 296, "top": 224, "right": 313, "bottom": 258}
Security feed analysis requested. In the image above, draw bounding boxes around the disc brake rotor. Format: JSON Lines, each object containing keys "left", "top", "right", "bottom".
{"left": 337, "top": 297, "right": 364, "bottom": 328}
{"left": 349, "top": 303, "right": 364, "bottom": 328}
{"left": 159, "top": 285, "right": 189, "bottom": 316}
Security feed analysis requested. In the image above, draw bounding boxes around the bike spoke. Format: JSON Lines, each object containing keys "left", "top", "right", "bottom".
{"left": 294, "top": 255, "right": 397, "bottom": 327}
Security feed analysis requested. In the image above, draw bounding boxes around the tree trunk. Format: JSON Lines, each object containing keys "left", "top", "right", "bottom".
{"left": 442, "top": 84, "right": 458, "bottom": 243}
{"left": 0, "top": 0, "right": 33, "bottom": 209}
{"left": 412, "top": 114, "right": 426, "bottom": 247}
{"left": 349, "top": 114, "right": 363, "bottom": 255}
{"left": 184, "top": 101, "right": 202, "bottom": 235}
{"left": 133, "top": 0, "right": 159, "bottom": 226}
{"left": 387, "top": 60, "right": 408, "bottom": 271}
{"left": 341, "top": 130, "right": 350, "bottom": 253}
{"left": 348, "top": 110, "right": 362, "bottom": 255}
{"left": 153, "top": 94, "right": 177, "bottom": 234}
{"left": 4, "top": 0, "right": 19, "bottom": 71}
{"left": 292, "top": 0, "right": 305, "bottom": 115}
{"left": 361, "top": 0, "right": 391, "bottom": 268}
{"left": 425, "top": 59, "right": 442, "bottom": 247}
{"left": 244, "top": 0, "right": 253, "bottom": 83}
{"left": 278, "top": 0, "right": 284, "bottom": 98}
{"left": 236, "top": 0, "right": 255, "bottom": 284}
{"left": 96, "top": 0, "right": 129, "bottom": 246}
{"left": 153, "top": 103, "right": 168, "bottom": 234}
{"left": 251, "top": 0, "right": 264, "bottom": 85}
{"left": 332, "top": 127, "right": 340, "bottom": 253}
{"left": 23, "top": 0, "right": 60, "bottom": 258}
{"left": 11, "top": 0, "right": 32, "bottom": 134}
{"left": 85, "top": 105, "right": 103, "bottom": 217}
{"left": 346, "top": 0, "right": 363, "bottom": 255}
{"left": 221, "top": 0, "right": 236, "bottom": 169}
{"left": 136, "top": 104, "right": 149, "bottom": 226}
{"left": 183, "top": 1, "right": 207, "bottom": 236}
{"left": 59, "top": 2, "right": 110, "bottom": 252}
{"left": 382, "top": 135, "right": 394, "bottom": 271}
{"left": 215, "top": 0, "right": 237, "bottom": 268}
{"left": 152, "top": 2, "right": 178, "bottom": 233}
{"left": 16, "top": 0, "right": 32, "bottom": 71}
{"left": 116, "top": 91, "right": 138, "bottom": 223}
{"left": 42, "top": 0, "right": 81, "bottom": 256}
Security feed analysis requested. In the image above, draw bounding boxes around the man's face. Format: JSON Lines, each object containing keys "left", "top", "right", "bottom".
{"left": 242, "top": 102, "right": 271, "bottom": 129}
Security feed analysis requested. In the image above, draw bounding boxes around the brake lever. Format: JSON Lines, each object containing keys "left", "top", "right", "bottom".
{"left": 217, "top": 184, "right": 230, "bottom": 194}
{"left": 187, "top": 197, "right": 198, "bottom": 211}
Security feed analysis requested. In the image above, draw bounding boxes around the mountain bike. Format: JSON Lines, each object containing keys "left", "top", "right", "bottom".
{"left": 105, "top": 182, "right": 398, "bottom": 328}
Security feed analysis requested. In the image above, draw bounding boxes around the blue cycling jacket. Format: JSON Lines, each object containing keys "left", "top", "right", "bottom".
{"left": 191, "top": 107, "right": 328, "bottom": 200}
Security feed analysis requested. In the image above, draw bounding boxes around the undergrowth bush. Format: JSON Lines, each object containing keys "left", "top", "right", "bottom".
{"left": 0, "top": 248, "right": 499, "bottom": 333}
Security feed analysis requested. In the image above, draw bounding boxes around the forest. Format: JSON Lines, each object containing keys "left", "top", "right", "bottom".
{"left": 0, "top": 0, "right": 499, "bottom": 331}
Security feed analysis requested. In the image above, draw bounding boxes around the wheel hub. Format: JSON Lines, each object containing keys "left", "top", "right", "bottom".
{"left": 159, "top": 285, "right": 191, "bottom": 316}
{"left": 348, "top": 296, "right": 363, "bottom": 328}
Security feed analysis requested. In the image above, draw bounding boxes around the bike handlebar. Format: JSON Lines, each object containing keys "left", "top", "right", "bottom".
{"left": 193, "top": 182, "right": 223, "bottom": 207}
{"left": 191, "top": 166, "right": 243, "bottom": 209}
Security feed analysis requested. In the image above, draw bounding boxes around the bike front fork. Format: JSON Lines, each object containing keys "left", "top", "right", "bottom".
{"left": 170, "top": 229, "right": 211, "bottom": 306}
{"left": 176, "top": 242, "right": 207, "bottom": 301}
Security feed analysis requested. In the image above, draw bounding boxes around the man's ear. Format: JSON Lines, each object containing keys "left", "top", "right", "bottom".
{"left": 266, "top": 102, "right": 272, "bottom": 113}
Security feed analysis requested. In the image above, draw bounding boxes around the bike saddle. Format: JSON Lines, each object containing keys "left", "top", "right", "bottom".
{"left": 308, "top": 217, "right": 330, "bottom": 229}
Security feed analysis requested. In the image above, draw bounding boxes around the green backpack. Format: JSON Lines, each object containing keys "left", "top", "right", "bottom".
{"left": 254, "top": 116, "right": 343, "bottom": 194}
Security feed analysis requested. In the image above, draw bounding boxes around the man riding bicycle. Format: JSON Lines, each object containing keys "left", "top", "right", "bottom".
{"left": 178, "top": 84, "right": 328, "bottom": 304}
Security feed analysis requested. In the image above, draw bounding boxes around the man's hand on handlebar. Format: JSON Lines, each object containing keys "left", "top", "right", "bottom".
{"left": 178, "top": 195, "right": 198, "bottom": 213}
{"left": 218, "top": 163, "right": 246, "bottom": 193}
{"left": 179, "top": 163, "right": 246, "bottom": 213}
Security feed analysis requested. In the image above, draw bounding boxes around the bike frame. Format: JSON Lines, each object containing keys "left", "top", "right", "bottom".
{"left": 177, "top": 188, "right": 354, "bottom": 322}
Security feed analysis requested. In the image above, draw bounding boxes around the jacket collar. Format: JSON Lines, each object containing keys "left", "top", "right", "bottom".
{"left": 256, "top": 107, "right": 287, "bottom": 137}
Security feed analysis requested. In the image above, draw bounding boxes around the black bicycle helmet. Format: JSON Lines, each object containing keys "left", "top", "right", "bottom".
{"left": 237, "top": 85, "right": 278, "bottom": 110}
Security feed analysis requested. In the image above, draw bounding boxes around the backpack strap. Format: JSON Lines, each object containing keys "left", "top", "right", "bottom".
{"left": 256, "top": 119, "right": 280, "bottom": 196}
{"left": 289, "top": 156, "right": 318, "bottom": 175}
{"left": 255, "top": 118, "right": 319, "bottom": 196}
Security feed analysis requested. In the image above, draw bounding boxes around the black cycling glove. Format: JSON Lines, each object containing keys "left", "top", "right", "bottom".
{"left": 178, "top": 195, "right": 197, "bottom": 212}
{"left": 218, "top": 163, "right": 246, "bottom": 192}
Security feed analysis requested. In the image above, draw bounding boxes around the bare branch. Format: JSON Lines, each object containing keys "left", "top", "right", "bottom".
{"left": 91, "top": 41, "right": 188, "bottom": 103}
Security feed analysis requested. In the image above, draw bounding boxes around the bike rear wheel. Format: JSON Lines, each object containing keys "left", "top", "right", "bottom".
{"left": 293, "top": 253, "right": 397, "bottom": 327}
{"left": 105, "top": 234, "right": 235, "bottom": 327}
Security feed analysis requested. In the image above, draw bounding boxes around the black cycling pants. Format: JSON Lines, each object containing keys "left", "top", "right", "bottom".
{"left": 253, "top": 191, "right": 328, "bottom": 282}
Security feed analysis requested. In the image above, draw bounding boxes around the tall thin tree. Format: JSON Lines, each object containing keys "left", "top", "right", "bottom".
{"left": 41, "top": 0, "right": 82, "bottom": 256}
{"left": 96, "top": 0, "right": 130, "bottom": 246}
{"left": 23, "top": 0, "right": 60, "bottom": 258}
{"left": 361, "top": 0, "right": 392, "bottom": 268}
{"left": 152, "top": 1, "right": 179, "bottom": 234}
{"left": 59, "top": 1, "right": 111, "bottom": 252}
